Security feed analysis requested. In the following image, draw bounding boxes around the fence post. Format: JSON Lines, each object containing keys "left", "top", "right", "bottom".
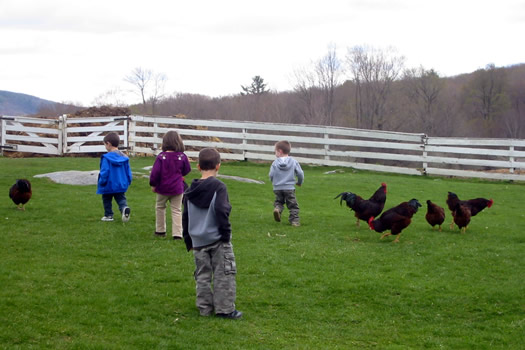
{"left": 123, "top": 118, "right": 129, "bottom": 150}
{"left": 129, "top": 116, "right": 135, "bottom": 156}
{"left": 324, "top": 133, "right": 330, "bottom": 162}
{"left": 421, "top": 134, "right": 428, "bottom": 175}
{"left": 61, "top": 114, "right": 68, "bottom": 155}
{"left": 242, "top": 128, "right": 247, "bottom": 161}
{"left": 57, "top": 115, "right": 64, "bottom": 155}
{"left": 153, "top": 119, "right": 159, "bottom": 151}
{"left": 509, "top": 145, "right": 515, "bottom": 174}
{"left": 0, "top": 118, "right": 5, "bottom": 156}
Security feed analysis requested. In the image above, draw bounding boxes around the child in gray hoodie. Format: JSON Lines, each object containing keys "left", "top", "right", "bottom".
{"left": 182, "top": 148, "right": 242, "bottom": 319}
{"left": 269, "top": 140, "right": 304, "bottom": 226}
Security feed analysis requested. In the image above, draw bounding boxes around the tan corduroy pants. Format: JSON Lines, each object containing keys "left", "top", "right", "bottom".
{"left": 155, "top": 193, "right": 183, "bottom": 238}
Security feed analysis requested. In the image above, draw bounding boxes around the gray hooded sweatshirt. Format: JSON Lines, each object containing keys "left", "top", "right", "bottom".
{"left": 269, "top": 156, "right": 304, "bottom": 190}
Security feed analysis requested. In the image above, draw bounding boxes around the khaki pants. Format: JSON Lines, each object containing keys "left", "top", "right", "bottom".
{"left": 193, "top": 241, "right": 237, "bottom": 316}
{"left": 155, "top": 193, "right": 183, "bottom": 238}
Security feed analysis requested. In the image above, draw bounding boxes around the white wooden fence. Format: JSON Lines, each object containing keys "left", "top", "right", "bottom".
{"left": 2, "top": 114, "right": 525, "bottom": 181}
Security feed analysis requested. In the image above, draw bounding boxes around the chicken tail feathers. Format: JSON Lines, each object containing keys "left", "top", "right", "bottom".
{"left": 334, "top": 192, "right": 355, "bottom": 207}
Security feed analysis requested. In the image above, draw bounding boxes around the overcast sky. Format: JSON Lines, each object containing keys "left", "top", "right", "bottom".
{"left": 1, "top": 0, "right": 524, "bottom": 106}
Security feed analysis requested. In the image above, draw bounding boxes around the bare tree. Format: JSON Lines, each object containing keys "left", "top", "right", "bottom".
{"left": 149, "top": 72, "right": 167, "bottom": 114}
{"left": 92, "top": 87, "right": 129, "bottom": 107}
{"left": 465, "top": 63, "right": 509, "bottom": 121}
{"left": 292, "top": 66, "right": 321, "bottom": 124}
{"left": 403, "top": 67, "right": 444, "bottom": 134}
{"left": 124, "top": 67, "right": 152, "bottom": 107}
{"left": 315, "top": 44, "right": 343, "bottom": 125}
{"left": 346, "top": 45, "right": 405, "bottom": 130}
{"left": 501, "top": 73, "right": 525, "bottom": 138}
{"left": 292, "top": 45, "right": 344, "bottom": 125}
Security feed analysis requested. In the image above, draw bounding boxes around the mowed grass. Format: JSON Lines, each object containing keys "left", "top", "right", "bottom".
{"left": 0, "top": 156, "right": 524, "bottom": 349}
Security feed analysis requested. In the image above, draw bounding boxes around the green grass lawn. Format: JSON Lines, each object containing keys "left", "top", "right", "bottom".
{"left": 1, "top": 156, "right": 524, "bottom": 349}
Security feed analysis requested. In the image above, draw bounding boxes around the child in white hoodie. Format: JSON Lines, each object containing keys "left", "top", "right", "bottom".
{"left": 269, "top": 140, "right": 304, "bottom": 226}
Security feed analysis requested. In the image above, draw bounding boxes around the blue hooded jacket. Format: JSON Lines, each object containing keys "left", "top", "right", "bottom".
{"left": 97, "top": 150, "right": 132, "bottom": 194}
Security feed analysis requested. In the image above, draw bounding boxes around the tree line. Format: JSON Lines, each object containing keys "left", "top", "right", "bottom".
{"left": 43, "top": 46, "right": 525, "bottom": 139}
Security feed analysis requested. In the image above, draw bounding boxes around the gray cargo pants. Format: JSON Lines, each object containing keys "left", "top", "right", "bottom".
{"left": 273, "top": 189, "right": 300, "bottom": 224}
{"left": 193, "top": 241, "right": 237, "bottom": 316}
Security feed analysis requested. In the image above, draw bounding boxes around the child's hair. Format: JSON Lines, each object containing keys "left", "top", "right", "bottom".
{"left": 162, "top": 130, "right": 185, "bottom": 152}
{"left": 198, "top": 148, "right": 221, "bottom": 170}
{"left": 103, "top": 132, "right": 120, "bottom": 147}
{"left": 275, "top": 140, "right": 291, "bottom": 155}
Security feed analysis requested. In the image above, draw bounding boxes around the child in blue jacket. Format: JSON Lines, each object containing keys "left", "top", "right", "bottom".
{"left": 97, "top": 132, "right": 132, "bottom": 222}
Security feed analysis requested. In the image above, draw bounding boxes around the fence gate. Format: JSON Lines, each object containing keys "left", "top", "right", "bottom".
{"left": 0, "top": 116, "right": 62, "bottom": 155}
{"left": 63, "top": 115, "right": 128, "bottom": 154}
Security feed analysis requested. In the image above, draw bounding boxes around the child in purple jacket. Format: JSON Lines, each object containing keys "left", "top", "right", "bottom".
{"left": 149, "top": 130, "right": 191, "bottom": 239}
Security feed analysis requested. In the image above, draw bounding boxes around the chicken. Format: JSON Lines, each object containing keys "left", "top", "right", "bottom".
{"left": 9, "top": 179, "right": 32, "bottom": 210}
{"left": 446, "top": 192, "right": 493, "bottom": 229}
{"left": 452, "top": 202, "right": 471, "bottom": 234}
{"left": 425, "top": 200, "right": 445, "bottom": 231}
{"left": 368, "top": 199, "right": 422, "bottom": 243}
{"left": 334, "top": 183, "right": 387, "bottom": 227}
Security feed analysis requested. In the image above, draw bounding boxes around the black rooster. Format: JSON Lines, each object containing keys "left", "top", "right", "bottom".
{"left": 9, "top": 179, "right": 32, "bottom": 211}
{"left": 368, "top": 199, "right": 422, "bottom": 243}
{"left": 335, "top": 183, "right": 387, "bottom": 227}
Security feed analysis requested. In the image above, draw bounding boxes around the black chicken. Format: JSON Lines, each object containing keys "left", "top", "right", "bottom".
{"left": 446, "top": 192, "right": 493, "bottom": 229}
{"left": 368, "top": 199, "right": 422, "bottom": 243}
{"left": 335, "top": 183, "right": 387, "bottom": 227}
{"left": 9, "top": 179, "right": 32, "bottom": 211}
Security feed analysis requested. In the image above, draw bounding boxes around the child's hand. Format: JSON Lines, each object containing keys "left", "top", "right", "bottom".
{"left": 296, "top": 183, "right": 301, "bottom": 187}
{"left": 151, "top": 186, "right": 156, "bottom": 193}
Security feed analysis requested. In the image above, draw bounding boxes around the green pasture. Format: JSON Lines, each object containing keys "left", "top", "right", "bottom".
{"left": 0, "top": 157, "right": 524, "bottom": 349}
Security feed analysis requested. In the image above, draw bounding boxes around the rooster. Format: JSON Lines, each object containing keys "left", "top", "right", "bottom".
{"left": 9, "top": 179, "right": 32, "bottom": 211}
{"left": 368, "top": 199, "right": 421, "bottom": 243}
{"left": 446, "top": 192, "right": 493, "bottom": 229}
{"left": 452, "top": 202, "right": 471, "bottom": 234}
{"left": 334, "top": 183, "right": 387, "bottom": 227}
{"left": 425, "top": 200, "right": 445, "bottom": 231}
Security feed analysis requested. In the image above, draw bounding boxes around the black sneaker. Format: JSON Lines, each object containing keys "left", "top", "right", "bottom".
{"left": 122, "top": 207, "right": 131, "bottom": 222}
{"left": 216, "top": 310, "right": 243, "bottom": 319}
{"left": 154, "top": 232, "right": 166, "bottom": 237}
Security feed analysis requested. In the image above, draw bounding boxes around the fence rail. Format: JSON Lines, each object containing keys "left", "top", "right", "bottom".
{"left": 1, "top": 114, "right": 524, "bottom": 181}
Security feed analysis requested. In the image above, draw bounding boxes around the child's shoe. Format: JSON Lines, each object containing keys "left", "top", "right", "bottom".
{"left": 101, "top": 216, "right": 114, "bottom": 222}
{"left": 291, "top": 222, "right": 301, "bottom": 227}
{"left": 122, "top": 207, "right": 131, "bottom": 222}
{"left": 273, "top": 208, "right": 281, "bottom": 222}
{"left": 154, "top": 232, "right": 166, "bottom": 237}
{"left": 216, "top": 310, "right": 243, "bottom": 319}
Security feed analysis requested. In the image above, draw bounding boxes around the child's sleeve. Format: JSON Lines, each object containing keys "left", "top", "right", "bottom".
{"left": 149, "top": 157, "right": 160, "bottom": 187}
{"left": 182, "top": 196, "right": 193, "bottom": 251}
{"left": 98, "top": 156, "right": 109, "bottom": 186}
{"left": 295, "top": 161, "right": 304, "bottom": 185}
{"left": 215, "top": 185, "right": 232, "bottom": 242}
{"left": 182, "top": 154, "right": 191, "bottom": 177}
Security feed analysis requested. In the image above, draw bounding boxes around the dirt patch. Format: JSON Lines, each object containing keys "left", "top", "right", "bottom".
{"left": 34, "top": 170, "right": 99, "bottom": 185}
{"left": 34, "top": 168, "right": 265, "bottom": 186}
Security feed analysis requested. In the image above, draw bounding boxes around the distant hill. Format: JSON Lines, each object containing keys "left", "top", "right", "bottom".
{"left": 0, "top": 90, "right": 57, "bottom": 116}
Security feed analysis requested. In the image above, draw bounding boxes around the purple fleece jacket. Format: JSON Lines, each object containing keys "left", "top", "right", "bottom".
{"left": 149, "top": 151, "right": 191, "bottom": 196}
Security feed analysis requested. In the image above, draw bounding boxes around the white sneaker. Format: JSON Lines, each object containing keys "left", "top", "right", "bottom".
{"left": 122, "top": 207, "right": 131, "bottom": 222}
{"left": 101, "top": 216, "right": 114, "bottom": 222}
